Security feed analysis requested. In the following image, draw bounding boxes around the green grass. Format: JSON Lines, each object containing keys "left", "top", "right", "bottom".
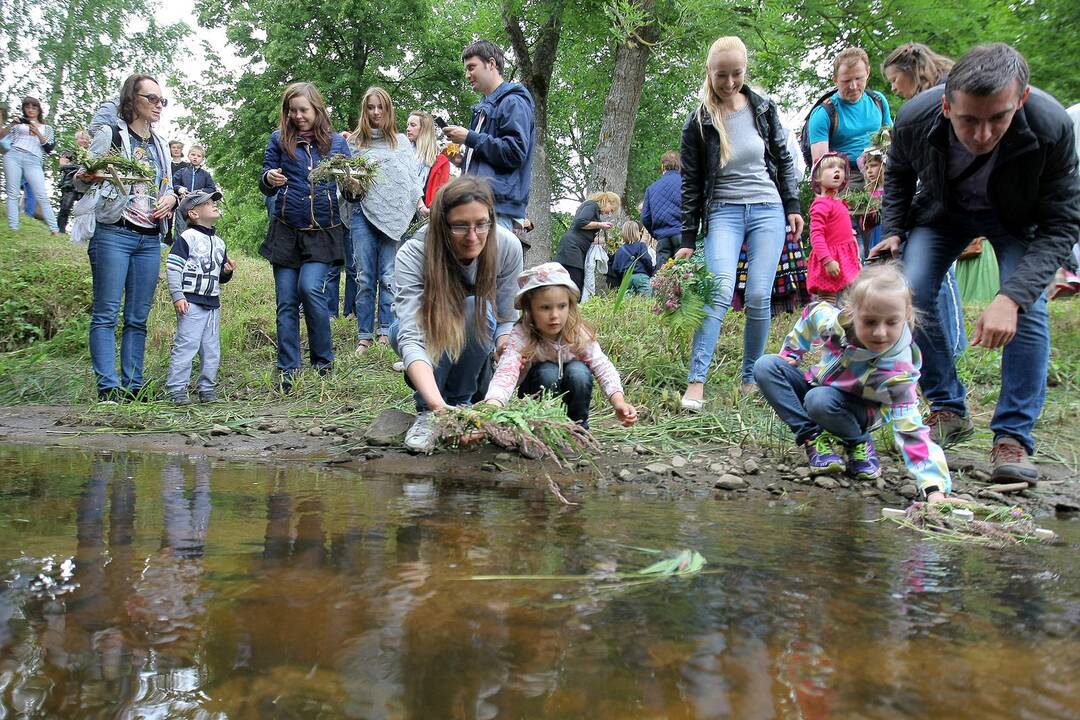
{"left": 1, "top": 221, "right": 1078, "bottom": 467}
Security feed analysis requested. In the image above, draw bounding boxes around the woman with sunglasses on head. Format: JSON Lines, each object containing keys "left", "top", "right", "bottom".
{"left": 79, "top": 75, "right": 178, "bottom": 402}
{"left": 390, "top": 176, "right": 523, "bottom": 453}
{"left": 1, "top": 95, "right": 60, "bottom": 234}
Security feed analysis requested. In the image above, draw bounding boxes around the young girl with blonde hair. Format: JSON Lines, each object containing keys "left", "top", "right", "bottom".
{"left": 485, "top": 262, "right": 637, "bottom": 429}
{"left": 754, "top": 263, "right": 953, "bottom": 502}
{"left": 406, "top": 110, "right": 451, "bottom": 216}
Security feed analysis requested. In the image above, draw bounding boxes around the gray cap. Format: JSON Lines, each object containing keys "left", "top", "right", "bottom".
{"left": 177, "top": 189, "right": 222, "bottom": 220}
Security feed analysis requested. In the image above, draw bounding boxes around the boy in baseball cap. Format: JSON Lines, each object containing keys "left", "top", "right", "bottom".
{"left": 165, "top": 190, "right": 234, "bottom": 404}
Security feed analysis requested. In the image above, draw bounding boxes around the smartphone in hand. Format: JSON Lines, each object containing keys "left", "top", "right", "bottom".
{"left": 434, "top": 116, "right": 448, "bottom": 129}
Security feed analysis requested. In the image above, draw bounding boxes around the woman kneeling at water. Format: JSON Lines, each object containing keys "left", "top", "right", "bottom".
{"left": 391, "top": 176, "right": 523, "bottom": 454}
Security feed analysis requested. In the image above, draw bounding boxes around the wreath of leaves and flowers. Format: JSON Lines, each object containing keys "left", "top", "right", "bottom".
{"left": 76, "top": 147, "right": 154, "bottom": 186}
{"left": 649, "top": 255, "right": 721, "bottom": 337}
{"left": 308, "top": 153, "right": 380, "bottom": 197}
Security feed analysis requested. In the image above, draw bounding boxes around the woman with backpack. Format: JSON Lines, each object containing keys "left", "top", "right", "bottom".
{"left": 81, "top": 74, "right": 178, "bottom": 402}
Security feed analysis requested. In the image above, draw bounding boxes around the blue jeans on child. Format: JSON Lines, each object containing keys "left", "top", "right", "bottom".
{"left": 88, "top": 224, "right": 161, "bottom": 394}
{"left": 688, "top": 202, "right": 786, "bottom": 384}
{"left": 519, "top": 360, "right": 595, "bottom": 428}
{"left": 326, "top": 226, "right": 357, "bottom": 317}
{"left": 273, "top": 262, "right": 334, "bottom": 375}
{"left": 4, "top": 148, "right": 59, "bottom": 232}
{"left": 901, "top": 211, "right": 1048, "bottom": 453}
{"left": 351, "top": 210, "right": 397, "bottom": 339}
{"left": 166, "top": 304, "right": 221, "bottom": 397}
{"left": 753, "top": 354, "right": 875, "bottom": 445}
{"left": 389, "top": 296, "right": 496, "bottom": 412}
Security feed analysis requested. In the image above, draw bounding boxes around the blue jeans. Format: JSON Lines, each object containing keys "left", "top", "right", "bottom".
{"left": 4, "top": 148, "right": 59, "bottom": 232}
{"left": 753, "top": 355, "right": 874, "bottom": 445}
{"left": 390, "top": 296, "right": 495, "bottom": 412}
{"left": 351, "top": 210, "right": 396, "bottom": 339}
{"left": 273, "top": 262, "right": 334, "bottom": 374}
{"left": 689, "top": 202, "right": 785, "bottom": 384}
{"left": 326, "top": 227, "right": 357, "bottom": 317}
{"left": 901, "top": 212, "right": 1048, "bottom": 453}
{"left": 496, "top": 215, "right": 515, "bottom": 231}
{"left": 87, "top": 224, "right": 161, "bottom": 393}
{"left": 519, "top": 359, "right": 595, "bottom": 428}
{"left": 938, "top": 266, "right": 967, "bottom": 358}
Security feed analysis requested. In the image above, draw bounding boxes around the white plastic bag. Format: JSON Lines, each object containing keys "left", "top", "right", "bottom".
{"left": 581, "top": 243, "right": 608, "bottom": 303}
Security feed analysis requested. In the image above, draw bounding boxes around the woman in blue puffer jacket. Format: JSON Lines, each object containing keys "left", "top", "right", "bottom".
{"left": 259, "top": 82, "right": 354, "bottom": 390}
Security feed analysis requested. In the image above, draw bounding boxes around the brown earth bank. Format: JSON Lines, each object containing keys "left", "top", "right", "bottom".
{"left": 0, "top": 404, "right": 1077, "bottom": 518}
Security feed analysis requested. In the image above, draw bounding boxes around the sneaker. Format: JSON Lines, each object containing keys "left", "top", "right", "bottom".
{"left": 990, "top": 436, "right": 1039, "bottom": 485}
{"left": 392, "top": 360, "right": 405, "bottom": 372}
{"left": 199, "top": 391, "right": 217, "bottom": 403}
{"left": 97, "top": 388, "right": 123, "bottom": 404}
{"left": 171, "top": 394, "right": 192, "bottom": 406}
{"left": 404, "top": 412, "right": 439, "bottom": 454}
{"left": 805, "top": 434, "right": 845, "bottom": 474}
{"left": 925, "top": 410, "right": 975, "bottom": 448}
{"left": 846, "top": 439, "right": 882, "bottom": 480}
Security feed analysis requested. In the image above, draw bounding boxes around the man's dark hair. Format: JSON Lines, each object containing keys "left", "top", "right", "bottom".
{"left": 946, "top": 43, "right": 1029, "bottom": 101}
{"left": 461, "top": 39, "right": 505, "bottom": 75}
{"left": 661, "top": 151, "right": 681, "bottom": 171}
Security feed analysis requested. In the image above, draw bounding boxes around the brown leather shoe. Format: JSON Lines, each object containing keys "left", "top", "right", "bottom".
{"left": 990, "top": 436, "right": 1038, "bottom": 485}
{"left": 925, "top": 410, "right": 975, "bottom": 448}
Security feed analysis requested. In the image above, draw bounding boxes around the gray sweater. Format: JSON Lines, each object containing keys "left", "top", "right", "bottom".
{"left": 348, "top": 130, "right": 420, "bottom": 240}
{"left": 394, "top": 224, "right": 523, "bottom": 370}
{"left": 710, "top": 104, "right": 782, "bottom": 205}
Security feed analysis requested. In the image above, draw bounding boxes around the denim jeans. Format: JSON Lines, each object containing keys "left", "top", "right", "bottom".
{"left": 326, "top": 226, "right": 356, "bottom": 317}
{"left": 273, "top": 262, "right": 334, "bottom": 374}
{"left": 753, "top": 355, "right": 874, "bottom": 445}
{"left": 4, "top": 148, "right": 59, "bottom": 232}
{"left": 901, "top": 212, "right": 1048, "bottom": 453}
{"left": 688, "top": 202, "right": 785, "bottom": 384}
{"left": 938, "top": 265, "right": 967, "bottom": 358}
{"left": 519, "top": 359, "right": 595, "bottom": 428}
{"left": 351, "top": 210, "right": 396, "bottom": 339}
{"left": 88, "top": 224, "right": 161, "bottom": 393}
{"left": 390, "top": 296, "right": 495, "bottom": 412}
{"left": 495, "top": 215, "right": 515, "bottom": 231}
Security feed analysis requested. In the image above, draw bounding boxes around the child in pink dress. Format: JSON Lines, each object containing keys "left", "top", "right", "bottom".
{"left": 806, "top": 152, "right": 861, "bottom": 303}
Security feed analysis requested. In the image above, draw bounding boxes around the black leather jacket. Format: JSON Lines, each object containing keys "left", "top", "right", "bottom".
{"left": 882, "top": 84, "right": 1080, "bottom": 310}
{"left": 680, "top": 86, "right": 801, "bottom": 249}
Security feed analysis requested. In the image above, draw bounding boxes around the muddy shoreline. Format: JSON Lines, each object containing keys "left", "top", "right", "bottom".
{"left": 1, "top": 404, "right": 1077, "bottom": 517}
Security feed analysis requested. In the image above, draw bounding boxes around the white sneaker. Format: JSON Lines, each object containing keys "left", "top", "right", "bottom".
{"left": 392, "top": 360, "right": 405, "bottom": 372}
{"left": 404, "top": 412, "right": 439, "bottom": 454}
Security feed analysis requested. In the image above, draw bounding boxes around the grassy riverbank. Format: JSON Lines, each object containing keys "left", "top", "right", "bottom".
{"left": 1, "top": 222, "right": 1078, "bottom": 466}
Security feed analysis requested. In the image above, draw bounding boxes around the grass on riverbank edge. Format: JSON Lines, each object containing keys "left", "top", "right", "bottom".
{"left": 1, "top": 222, "right": 1078, "bottom": 470}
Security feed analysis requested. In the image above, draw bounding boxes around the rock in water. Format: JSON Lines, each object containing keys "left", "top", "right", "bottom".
{"left": 364, "top": 408, "right": 416, "bottom": 447}
{"left": 210, "top": 424, "right": 231, "bottom": 436}
{"left": 743, "top": 459, "right": 760, "bottom": 475}
{"left": 645, "top": 463, "right": 672, "bottom": 475}
{"left": 671, "top": 456, "right": 688, "bottom": 469}
{"left": 899, "top": 484, "right": 918, "bottom": 499}
{"left": 814, "top": 476, "right": 838, "bottom": 490}
{"left": 715, "top": 474, "right": 747, "bottom": 490}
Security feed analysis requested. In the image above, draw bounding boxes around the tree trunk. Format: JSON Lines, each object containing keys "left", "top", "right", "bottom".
{"left": 502, "top": 0, "right": 564, "bottom": 264}
{"left": 585, "top": 0, "right": 658, "bottom": 202}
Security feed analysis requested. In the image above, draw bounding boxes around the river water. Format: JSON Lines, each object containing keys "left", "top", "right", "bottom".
{"left": 0, "top": 445, "right": 1076, "bottom": 719}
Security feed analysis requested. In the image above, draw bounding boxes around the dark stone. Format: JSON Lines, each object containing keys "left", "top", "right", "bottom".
{"left": 364, "top": 408, "right": 416, "bottom": 447}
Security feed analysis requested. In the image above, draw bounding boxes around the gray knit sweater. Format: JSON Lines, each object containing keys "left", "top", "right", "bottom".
{"left": 393, "top": 224, "right": 523, "bottom": 370}
{"left": 347, "top": 130, "right": 420, "bottom": 240}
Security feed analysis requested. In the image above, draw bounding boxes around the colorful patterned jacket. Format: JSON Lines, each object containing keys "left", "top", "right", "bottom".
{"left": 485, "top": 323, "right": 624, "bottom": 407}
{"left": 777, "top": 302, "right": 951, "bottom": 494}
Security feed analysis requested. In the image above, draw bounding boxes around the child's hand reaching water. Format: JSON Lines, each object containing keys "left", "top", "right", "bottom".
{"left": 611, "top": 393, "right": 637, "bottom": 426}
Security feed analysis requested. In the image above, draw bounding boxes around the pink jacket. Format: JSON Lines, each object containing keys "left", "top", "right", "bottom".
{"left": 806, "top": 195, "right": 861, "bottom": 294}
{"left": 485, "top": 323, "right": 624, "bottom": 405}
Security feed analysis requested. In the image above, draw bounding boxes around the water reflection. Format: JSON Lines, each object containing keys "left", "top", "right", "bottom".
{"left": 0, "top": 447, "right": 1075, "bottom": 719}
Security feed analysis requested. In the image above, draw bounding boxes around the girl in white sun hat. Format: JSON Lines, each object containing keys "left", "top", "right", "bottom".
{"left": 484, "top": 262, "right": 637, "bottom": 429}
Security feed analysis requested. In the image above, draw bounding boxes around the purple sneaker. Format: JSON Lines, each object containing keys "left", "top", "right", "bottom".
{"left": 805, "top": 434, "right": 844, "bottom": 474}
{"left": 847, "top": 439, "right": 882, "bottom": 480}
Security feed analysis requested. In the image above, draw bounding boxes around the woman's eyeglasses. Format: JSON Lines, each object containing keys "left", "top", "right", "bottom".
{"left": 138, "top": 93, "right": 169, "bottom": 107}
{"left": 448, "top": 221, "right": 492, "bottom": 238}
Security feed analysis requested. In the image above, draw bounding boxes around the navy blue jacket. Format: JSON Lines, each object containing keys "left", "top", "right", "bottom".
{"left": 464, "top": 82, "right": 535, "bottom": 217}
{"left": 641, "top": 170, "right": 681, "bottom": 239}
{"left": 173, "top": 165, "right": 217, "bottom": 194}
{"left": 612, "top": 241, "right": 655, "bottom": 277}
{"left": 259, "top": 130, "right": 352, "bottom": 230}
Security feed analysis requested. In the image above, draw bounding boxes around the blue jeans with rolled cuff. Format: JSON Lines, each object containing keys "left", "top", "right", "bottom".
{"left": 351, "top": 210, "right": 396, "bottom": 339}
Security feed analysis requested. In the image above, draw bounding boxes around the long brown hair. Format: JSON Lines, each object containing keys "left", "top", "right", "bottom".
{"left": 881, "top": 43, "right": 954, "bottom": 94}
{"left": 20, "top": 96, "right": 44, "bottom": 122}
{"left": 351, "top": 86, "right": 398, "bottom": 150}
{"left": 118, "top": 75, "right": 158, "bottom": 124}
{"left": 420, "top": 177, "right": 499, "bottom": 362}
{"left": 518, "top": 286, "right": 594, "bottom": 362}
{"left": 278, "top": 82, "right": 333, "bottom": 160}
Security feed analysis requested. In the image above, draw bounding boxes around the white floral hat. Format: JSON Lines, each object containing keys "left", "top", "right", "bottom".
{"left": 514, "top": 262, "right": 581, "bottom": 309}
